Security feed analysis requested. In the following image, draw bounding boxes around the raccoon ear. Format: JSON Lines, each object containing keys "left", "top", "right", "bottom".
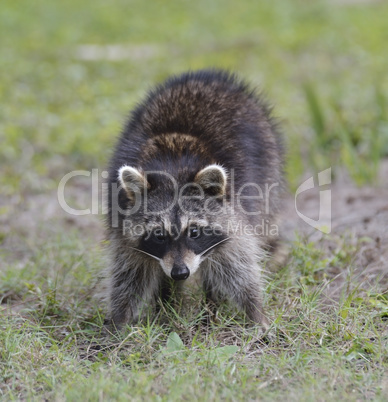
{"left": 195, "top": 164, "right": 227, "bottom": 196}
{"left": 118, "top": 166, "right": 149, "bottom": 200}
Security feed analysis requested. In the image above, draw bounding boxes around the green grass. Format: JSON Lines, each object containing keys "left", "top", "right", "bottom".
{"left": 1, "top": 0, "right": 388, "bottom": 400}
{"left": 1, "top": 233, "right": 387, "bottom": 400}
{"left": 1, "top": 0, "right": 388, "bottom": 190}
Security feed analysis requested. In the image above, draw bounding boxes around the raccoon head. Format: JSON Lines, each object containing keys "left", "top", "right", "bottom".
{"left": 118, "top": 164, "right": 229, "bottom": 280}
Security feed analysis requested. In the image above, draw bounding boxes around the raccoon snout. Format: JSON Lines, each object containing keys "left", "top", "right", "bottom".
{"left": 171, "top": 264, "right": 190, "bottom": 281}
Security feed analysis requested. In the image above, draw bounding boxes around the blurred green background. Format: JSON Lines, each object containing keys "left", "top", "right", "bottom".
{"left": 1, "top": 0, "right": 388, "bottom": 195}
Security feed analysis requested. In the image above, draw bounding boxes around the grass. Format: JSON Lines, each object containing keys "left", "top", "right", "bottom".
{"left": 303, "top": 83, "right": 388, "bottom": 185}
{"left": 1, "top": 234, "right": 387, "bottom": 400}
{"left": 1, "top": 0, "right": 388, "bottom": 190}
{"left": 1, "top": 0, "right": 388, "bottom": 400}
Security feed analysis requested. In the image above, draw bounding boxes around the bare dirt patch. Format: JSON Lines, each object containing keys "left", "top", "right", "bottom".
{"left": 281, "top": 160, "right": 388, "bottom": 294}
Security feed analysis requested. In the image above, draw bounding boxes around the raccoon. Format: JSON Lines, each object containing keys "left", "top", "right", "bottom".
{"left": 105, "top": 69, "right": 283, "bottom": 329}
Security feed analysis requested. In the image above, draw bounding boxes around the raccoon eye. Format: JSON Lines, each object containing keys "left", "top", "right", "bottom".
{"left": 152, "top": 229, "right": 167, "bottom": 242}
{"left": 188, "top": 226, "right": 201, "bottom": 239}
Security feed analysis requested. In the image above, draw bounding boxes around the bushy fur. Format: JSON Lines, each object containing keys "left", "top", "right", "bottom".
{"left": 104, "top": 69, "right": 283, "bottom": 329}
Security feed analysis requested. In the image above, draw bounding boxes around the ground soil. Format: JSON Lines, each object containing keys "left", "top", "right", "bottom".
{"left": 280, "top": 160, "right": 388, "bottom": 294}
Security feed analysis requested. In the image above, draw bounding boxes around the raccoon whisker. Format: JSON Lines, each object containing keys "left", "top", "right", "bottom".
{"left": 128, "top": 247, "right": 161, "bottom": 262}
{"left": 199, "top": 237, "right": 231, "bottom": 257}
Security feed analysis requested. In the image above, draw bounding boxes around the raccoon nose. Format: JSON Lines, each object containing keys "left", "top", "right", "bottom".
{"left": 171, "top": 265, "right": 190, "bottom": 281}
